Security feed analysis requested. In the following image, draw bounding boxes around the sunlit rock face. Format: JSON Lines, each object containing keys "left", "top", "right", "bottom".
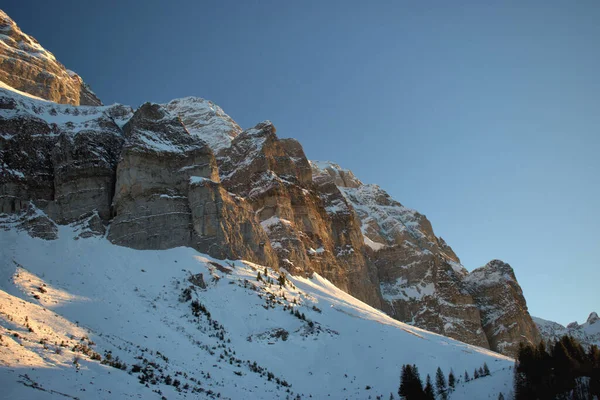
{"left": 464, "top": 260, "right": 542, "bottom": 356}
{"left": 218, "top": 122, "right": 382, "bottom": 308}
{"left": 0, "top": 10, "right": 101, "bottom": 106}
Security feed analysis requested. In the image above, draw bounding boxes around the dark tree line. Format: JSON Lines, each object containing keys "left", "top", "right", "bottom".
{"left": 514, "top": 335, "right": 600, "bottom": 400}
{"left": 398, "top": 365, "right": 456, "bottom": 400}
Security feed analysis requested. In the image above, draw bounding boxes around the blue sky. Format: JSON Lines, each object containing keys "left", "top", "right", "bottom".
{"left": 5, "top": 1, "right": 598, "bottom": 326}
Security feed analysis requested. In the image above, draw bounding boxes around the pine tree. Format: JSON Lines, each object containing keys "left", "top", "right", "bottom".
{"left": 436, "top": 367, "right": 448, "bottom": 400}
{"left": 424, "top": 375, "right": 435, "bottom": 400}
{"left": 473, "top": 368, "right": 479, "bottom": 379}
{"left": 448, "top": 369, "right": 455, "bottom": 390}
{"left": 399, "top": 364, "right": 410, "bottom": 399}
{"left": 399, "top": 364, "right": 425, "bottom": 399}
{"left": 464, "top": 370, "right": 469, "bottom": 382}
{"left": 498, "top": 393, "right": 505, "bottom": 400}
{"left": 483, "top": 362, "right": 490, "bottom": 376}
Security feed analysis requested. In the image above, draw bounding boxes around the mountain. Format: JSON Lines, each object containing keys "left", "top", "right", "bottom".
{"left": 0, "top": 10, "right": 101, "bottom": 106}
{"left": 0, "top": 12, "right": 550, "bottom": 398}
{"left": 534, "top": 312, "right": 600, "bottom": 348}
{"left": 311, "top": 161, "right": 541, "bottom": 356}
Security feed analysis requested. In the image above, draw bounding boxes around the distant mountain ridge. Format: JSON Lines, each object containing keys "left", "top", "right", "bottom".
{"left": 534, "top": 312, "right": 600, "bottom": 348}
{"left": 0, "top": 8, "right": 543, "bottom": 360}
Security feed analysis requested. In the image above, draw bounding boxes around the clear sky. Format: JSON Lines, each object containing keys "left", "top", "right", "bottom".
{"left": 4, "top": 1, "right": 598, "bottom": 326}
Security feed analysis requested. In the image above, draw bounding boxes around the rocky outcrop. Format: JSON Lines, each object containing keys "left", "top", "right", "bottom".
{"left": 311, "top": 161, "right": 490, "bottom": 349}
{"left": 464, "top": 260, "right": 542, "bottom": 355}
{"left": 0, "top": 10, "right": 101, "bottom": 106}
{"left": 108, "top": 103, "right": 276, "bottom": 266}
{"left": 0, "top": 85, "right": 128, "bottom": 229}
{"left": 189, "top": 178, "right": 276, "bottom": 265}
{"left": 219, "top": 123, "right": 382, "bottom": 307}
{"left": 534, "top": 312, "right": 600, "bottom": 349}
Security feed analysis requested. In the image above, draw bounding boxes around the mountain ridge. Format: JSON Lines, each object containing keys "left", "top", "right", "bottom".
{"left": 0, "top": 7, "right": 543, "bottom": 362}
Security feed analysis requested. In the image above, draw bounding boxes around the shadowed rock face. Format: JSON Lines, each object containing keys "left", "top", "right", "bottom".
{"left": 464, "top": 260, "right": 542, "bottom": 356}
{"left": 0, "top": 87, "right": 127, "bottom": 226}
{"left": 0, "top": 10, "right": 101, "bottom": 106}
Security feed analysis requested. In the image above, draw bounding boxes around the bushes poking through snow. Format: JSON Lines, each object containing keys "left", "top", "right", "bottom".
{"left": 191, "top": 300, "right": 211, "bottom": 319}
{"left": 101, "top": 351, "right": 127, "bottom": 370}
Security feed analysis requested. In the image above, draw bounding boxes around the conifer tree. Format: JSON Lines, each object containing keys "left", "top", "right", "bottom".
{"left": 424, "top": 375, "right": 435, "bottom": 400}
{"left": 483, "top": 362, "right": 490, "bottom": 376}
{"left": 464, "top": 370, "right": 469, "bottom": 382}
{"left": 448, "top": 369, "right": 455, "bottom": 390}
{"left": 399, "top": 364, "right": 425, "bottom": 399}
{"left": 473, "top": 368, "right": 479, "bottom": 379}
{"left": 436, "top": 366, "right": 447, "bottom": 400}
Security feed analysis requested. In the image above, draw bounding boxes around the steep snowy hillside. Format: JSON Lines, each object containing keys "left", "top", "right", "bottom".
{"left": 0, "top": 219, "right": 514, "bottom": 399}
{"left": 534, "top": 313, "right": 600, "bottom": 348}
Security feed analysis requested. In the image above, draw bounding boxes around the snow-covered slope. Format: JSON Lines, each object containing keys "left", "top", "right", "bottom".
{"left": 0, "top": 216, "right": 514, "bottom": 399}
{"left": 533, "top": 313, "right": 600, "bottom": 348}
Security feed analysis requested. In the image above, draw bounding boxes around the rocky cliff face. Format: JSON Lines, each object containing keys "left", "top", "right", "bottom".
{"left": 0, "top": 9, "right": 544, "bottom": 357}
{"left": 0, "top": 10, "right": 101, "bottom": 106}
{"left": 312, "top": 162, "right": 490, "bottom": 349}
{"left": 107, "top": 102, "right": 276, "bottom": 266}
{"left": 464, "top": 260, "right": 542, "bottom": 355}
{"left": 311, "top": 162, "right": 542, "bottom": 356}
{"left": 218, "top": 122, "right": 382, "bottom": 307}
{"left": 0, "top": 81, "right": 129, "bottom": 239}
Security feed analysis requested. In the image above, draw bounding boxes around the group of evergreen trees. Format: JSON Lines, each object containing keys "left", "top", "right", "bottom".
{"left": 398, "top": 365, "right": 455, "bottom": 400}
{"left": 514, "top": 335, "right": 600, "bottom": 399}
{"left": 463, "top": 362, "right": 490, "bottom": 382}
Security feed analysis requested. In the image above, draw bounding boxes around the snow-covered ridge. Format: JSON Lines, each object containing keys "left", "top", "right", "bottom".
{"left": 164, "top": 97, "right": 242, "bottom": 153}
{"left": 533, "top": 312, "right": 600, "bottom": 348}
{"left": 0, "top": 81, "right": 132, "bottom": 134}
{"left": 0, "top": 216, "right": 514, "bottom": 399}
{"left": 0, "top": 80, "right": 234, "bottom": 153}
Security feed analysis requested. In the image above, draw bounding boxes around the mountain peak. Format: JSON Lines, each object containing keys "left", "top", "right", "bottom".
{"left": 588, "top": 312, "right": 599, "bottom": 325}
{"left": 0, "top": 9, "right": 101, "bottom": 105}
